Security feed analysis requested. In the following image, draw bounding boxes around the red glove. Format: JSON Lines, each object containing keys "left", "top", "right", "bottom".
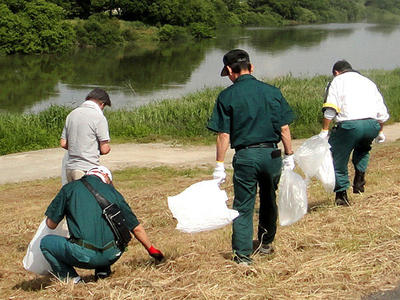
{"left": 147, "top": 245, "right": 165, "bottom": 263}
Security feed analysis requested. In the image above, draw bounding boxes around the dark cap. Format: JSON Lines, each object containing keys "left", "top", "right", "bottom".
{"left": 85, "top": 87, "right": 111, "bottom": 106}
{"left": 220, "top": 49, "right": 250, "bottom": 76}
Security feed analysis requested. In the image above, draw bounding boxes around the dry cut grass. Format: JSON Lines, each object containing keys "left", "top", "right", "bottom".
{"left": 1, "top": 141, "right": 400, "bottom": 299}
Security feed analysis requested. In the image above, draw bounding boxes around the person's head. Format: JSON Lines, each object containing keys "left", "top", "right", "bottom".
{"left": 220, "top": 49, "right": 253, "bottom": 81}
{"left": 332, "top": 60, "right": 353, "bottom": 76}
{"left": 86, "top": 166, "right": 113, "bottom": 184}
{"left": 86, "top": 88, "right": 111, "bottom": 109}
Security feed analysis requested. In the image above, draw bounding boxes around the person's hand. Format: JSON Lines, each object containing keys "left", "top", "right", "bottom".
{"left": 213, "top": 161, "right": 226, "bottom": 184}
{"left": 147, "top": 245, "right": 165, "bottom": 263}
{"left": 375, "top": 131, "right": 385, "bottom": 143}
{"left": 282, "top": 154, "right": 295, "bottom": 170}
{"left": 318, "top": 129, "right": 329, "bottom": 139}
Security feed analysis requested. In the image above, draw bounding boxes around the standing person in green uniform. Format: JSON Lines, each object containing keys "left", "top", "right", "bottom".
{"left": 207, "top": 49, "right": 295, "bottom": 265}
{"left": 319, "top": 60, "right": 389, "bottom": 206}
{"left": 40, "top": 166, "right": 164, "bottom": 283}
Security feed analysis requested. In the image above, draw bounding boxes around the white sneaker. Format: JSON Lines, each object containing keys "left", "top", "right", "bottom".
{"left": 72, "top": 276, "right": 83, "bottom": 284}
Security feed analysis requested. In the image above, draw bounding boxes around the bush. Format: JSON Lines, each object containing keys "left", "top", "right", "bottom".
{"left": 189, "top": 23, "right": 214, "bottom": 39}
{"left": 158, "top": 24, "right": 190, "bottom": 41}
{"left": 294, "top": 7, "right": 317, "bottom": 23}
{"left": 73, "top": 14, "right": 123, "bottom": 47}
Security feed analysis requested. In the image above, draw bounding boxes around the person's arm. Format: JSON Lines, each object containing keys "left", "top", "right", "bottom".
{"left": 216, "top": 132, "right": 230, "bottom": 162}
{"left": 99, "top": 141, "right": 111, "bottom": 155}
{"left": 132, "top": 224, "right": 164, "bottom": 262}
{"left": 322, "top": 118, "right": 332, "bottom": 131}
{"left": 319, "top": 107, "right": 336, "bottom": 138}
{"left": 132, "top": 224, "right": 152, "bottom": 249}
{"left": 46, "top": 217, "right": 59, "bottom": 229}
{"left": 281, "top": 125, "right": 295, "bottom": 170}
{"left": 212, "top": 133, "right": 230, "bottom": 184}
{"left": 60, "top": 138, "right": 68, "bottom": 150}
{"left": 281, "top": 125, "right": 293, "bottom": 155}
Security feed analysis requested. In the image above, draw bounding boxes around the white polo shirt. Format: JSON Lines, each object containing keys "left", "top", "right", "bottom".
{"left": 323, "top": 71, "right": 389, "bottom": 123}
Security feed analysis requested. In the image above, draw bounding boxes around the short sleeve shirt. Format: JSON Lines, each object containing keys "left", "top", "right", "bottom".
{"left": 323, "top": 72, "right": 389, "bottom": 123}
{"left": 61, "top": 101, "right": 110, "bottom": 171}
{"left": 207, "top": 74, "right": 294, "bottom": 149}
{"left": 45, "top": 175, "right": 139, "bottom": 249}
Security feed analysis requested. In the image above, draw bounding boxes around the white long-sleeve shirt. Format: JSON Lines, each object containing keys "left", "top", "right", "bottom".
{"left": 323, "top": 71, "right": 389, "bottom": 123}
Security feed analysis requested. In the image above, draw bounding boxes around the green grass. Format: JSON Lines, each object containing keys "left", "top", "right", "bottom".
{"left": 1, "top": 69, "right": 400, "bottom": 155}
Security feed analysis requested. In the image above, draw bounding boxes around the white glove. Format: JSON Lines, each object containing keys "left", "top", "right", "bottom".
{"left": 282, "top": 154, "right": 295, "bottom": 170}
{"left": 318, "top": 129, "right": 329, "bottom": 139}
{"left": 213, "top": 161, "right": 226, "bottom": 184}
{"left": 375, "top": 131, "right": 385, "bottom": 143}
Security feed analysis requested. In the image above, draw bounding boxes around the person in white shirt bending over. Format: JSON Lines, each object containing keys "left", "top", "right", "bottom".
{"left": 319, "top": 60, "right": 389, "bottom": 206}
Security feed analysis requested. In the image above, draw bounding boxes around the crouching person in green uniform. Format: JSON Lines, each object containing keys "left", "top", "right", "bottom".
{"left": 319, "top": 60, "right": 390, "bottom": 206}
{"left": 207, "top": 49, "right": 295, "bottom": 265}
{"left": 40, "top": 166, "right": 164, "bottom": 283}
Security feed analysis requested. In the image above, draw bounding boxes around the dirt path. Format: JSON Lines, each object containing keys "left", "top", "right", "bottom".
{"left": 1, "top": 123, "right": 399, "bottom": 185}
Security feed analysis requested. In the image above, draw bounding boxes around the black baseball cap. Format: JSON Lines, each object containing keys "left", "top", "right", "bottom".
{"left": 220, "top": 49, "right": 250, "bottom": 76}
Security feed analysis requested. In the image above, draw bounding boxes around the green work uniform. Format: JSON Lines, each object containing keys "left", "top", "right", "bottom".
{"left": 329, "top": 119, "right": 380, "bottom": 192}
{"left": 40, "top": 175, "right": 139, "bottom": 279}
{"left": 207, "top": 74, "right": 294, "bottom": 257}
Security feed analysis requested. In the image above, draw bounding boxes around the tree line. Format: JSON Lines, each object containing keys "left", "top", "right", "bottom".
{"left": 1, "top": 0, "right": 400, "bottom": 55}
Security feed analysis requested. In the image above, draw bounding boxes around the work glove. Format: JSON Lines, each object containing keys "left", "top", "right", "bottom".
{"left": 213, "top": 161, "right": 226, "bottom": 184}
{"left": 147, "top": 245, "right": 165, "bottom": 263}
{"left": 318, "top": 129, "right": 329, "bottom": 139}
{"left": 375, "top": 131, "right": 385, "bottom": 143}
{"left": 282, "top": 154, "right": 295, "bottom": 170}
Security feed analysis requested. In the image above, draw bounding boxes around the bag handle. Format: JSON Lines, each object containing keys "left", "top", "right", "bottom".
{"left": 81, "top": 177, "right": 110, "bottom": 210}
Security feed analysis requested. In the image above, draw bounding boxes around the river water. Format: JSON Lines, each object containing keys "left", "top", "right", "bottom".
{"left": 1, "top": 23, "right": 400, "bottom": 113}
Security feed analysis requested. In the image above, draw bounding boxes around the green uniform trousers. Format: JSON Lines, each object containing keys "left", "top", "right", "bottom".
{"left": 232, "top": 147, "right": 282, "bottom": 257}
{"left": 40, "top": 235, "right": 121, "bottom": 279}
{"left": 328, "top": 119, "right": 380, "bottom": 192}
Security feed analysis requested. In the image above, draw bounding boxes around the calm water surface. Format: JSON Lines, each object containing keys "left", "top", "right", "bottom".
{"left": 1, "top": 23, "right": 400, "bottom": 113}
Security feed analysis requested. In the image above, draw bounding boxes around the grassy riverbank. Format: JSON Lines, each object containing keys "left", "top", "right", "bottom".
{"left": 1, "top": 69, "right": 399, "bottom": 155}
{"left": 1, "top": 141, "right": 400, "bottom": 299}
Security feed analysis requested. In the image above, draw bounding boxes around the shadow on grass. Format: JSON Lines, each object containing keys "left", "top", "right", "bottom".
{"left": 13, "top": 276, "right": 53, "bottom": 291}
{"left": 308, "top": 199, "right": 333, "bottom": 212}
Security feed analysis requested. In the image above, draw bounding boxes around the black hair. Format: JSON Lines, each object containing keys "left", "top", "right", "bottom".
{"left": 86, "top": 88, "right": 111, "bottom": 106}
{"left": 332, "top": 60, "right": 353, "bottom": 74}
{"left": 230, "top": 61, "right": 252, "bottom": 74}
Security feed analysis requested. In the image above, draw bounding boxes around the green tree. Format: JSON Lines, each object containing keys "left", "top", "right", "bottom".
{"left": 0, "top": 0, "right": 75, "bottom": 54}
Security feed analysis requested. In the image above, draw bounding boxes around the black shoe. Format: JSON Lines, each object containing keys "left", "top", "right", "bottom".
{"left": 95, "top": 266, "right": 111, "bottom": 280}
{"left": 335, "top": 190, "right": 349, "bottom": 206}
{"left": 258, "top": 243, "right": 274, "bottom": 255}
{"left": 233, "top": 253, "right": 253, "bottom": 266}
{"left": 353, "top": 170, "right": 366, "bottom": 194}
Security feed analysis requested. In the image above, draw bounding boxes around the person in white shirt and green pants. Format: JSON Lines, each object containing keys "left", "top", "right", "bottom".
{"left": 319, "top": 60, "right": 389, "bottom": 206}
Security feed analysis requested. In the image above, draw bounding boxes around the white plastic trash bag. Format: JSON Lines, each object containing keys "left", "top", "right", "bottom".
{"left": 294, "top": 135, "right": 327, "bottom": 178}
{"left": 61, "top": 151, "right": 68, "bottom": 186}
{"left": 278, "top": 168, "right": 308, "bottom": 226}
{"left": 294, "top": 135, "right": 335, "bottom": 193}
{"left": 23, "top": 218, "right": 69, "bottom": 275}
{"left": 167, "top": 179, "right": 239, "bottom": 233}
{"left": 315, "top": 149, "right": 335, "bottom": 193}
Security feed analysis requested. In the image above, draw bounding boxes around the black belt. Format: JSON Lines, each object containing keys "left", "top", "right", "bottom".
{"left": 235, "top": 142, "right": 277, "bottom": 151}
{"left": 69, "top": 238, "right": 115, "bottom": 252}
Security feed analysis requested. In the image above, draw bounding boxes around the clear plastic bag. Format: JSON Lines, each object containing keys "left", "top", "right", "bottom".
{"left": 294, "top": 135, "right": 335, "bottom": 193}
{"left": 167, "top": 179, "right": 239, "bottom": 233}
{"left": 278, "top": 168, "right": 308, "bottom": 226}
{"left": 315, "top": 150, "right": 335, "bottom": 193}
{"left": 23, "top": 218, "right": 70, "bottom": 275}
